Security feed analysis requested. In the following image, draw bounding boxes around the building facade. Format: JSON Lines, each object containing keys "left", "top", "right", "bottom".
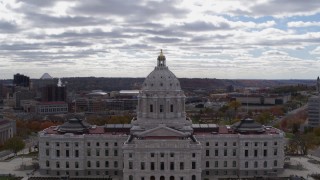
{"left": 39, "top": 51, "right": 284, "bottom": 180}
{"left": 308, "top": 95, "right": 320, "bottom": 127}
{"left": 0, "top": 114, "right": 16, "bottom": 145}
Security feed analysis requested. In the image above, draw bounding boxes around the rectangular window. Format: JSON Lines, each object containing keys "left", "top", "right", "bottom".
{"left": 66, "top": 142, "right": 69, "bottom": 147}
{"left": 105, "top": 150, "right": 109, "bottom": 156}
{"left": 96, "top": 149, "right": 100, "bottom": 156}
{"left": 114, "top": 150, "right": 118, "bottom": 156}
{"left": 264, "top": 142, "right": 267, "bottom": 146}
{"left": 206, "top": 150, "right": 210, "bottom": 156}
{"left": 192, "top": 162, "right": 196, "bottom": 169}
{"left": 129, "top": 162, "right": 133, "bottom": 169}
{"left": 245, "top": 150, "right": 248, "bottom": 157}
{"left": 224, "top": 161, "right": 227, "bottom": 167}
{"left": 75, "top": 162, "right": 79, "bottom": 168}
{"left": 87, "top": 142, "right": 90, "bottom": 147}
{"left": 180, "top": 162, "right": 184, "bottom": 170}
{"left": 105, "top": 142, "right": 108, "bottom": 146}
{"left": 46, "top": 149, "right": 49, "bottom": 156}
{"left": 160, "top": 162, "right": 164, "bottom": 170}
{"left": 264, "top": 149, "right": 267, "bottom": 157}
{"left": 170, "top": 104, "right": 173, "bottom": 112}
{"left": 215, "top": 149, "right": 218, "bottom": 156}
{"left": 151, "top": 162, "right": 155, "bottom": 170}
{"left": 274, "top": 149, "right": 278, "bottom": 156}
{"left": 46, "top": 142, "right": 49, "bottom": 146}
{"left": 233, "top": 149, "right": 236, "bottom": 156}
{"left": 75, "top": 142, "right": 79, "bottom": 147}
{"left": 215, "top": 142, "right": 218, "bottom": 146}
{"left": 161, "top": 153, "right": 164, "bottom": 157}
{"left": 56, "top": 142, "right": 59, "bottom": 147}
{"left": 192, "top": 153, "right": 196, "bottom": 158}
{"left": 170, "top": 162, "right": 174, "bottom": 170}
{"left": 215, "top": 161, "right": 218, "bottom": 167}
{"left": 75, "top": 150, "right": 79, "bottom": 157}
{"left": 96, "top": 142, "right": 100, "bottom": 146}
{"left": 170, "top": 153, "right": 174, "bottom": 157}
{"left": 160, "top": 105, "right": 163, "bottom": 113}
{"left": 224, "top": 142, "right": 227, "bottom": 146}
{"left": 274, "top": 142, "right": 278, "bottom": 146}
{"left": 141, "top": 162, "right": 145, "bottom": 170}
{"left": 87, "top": 149, "right": 91, "bottom": 156}
{"left": 245, "top": 162, "right": 248, "bottom": 168}
{"left": 151, "top": 153, "right": 155, "bottom": 157}
{"left": 233, "top": 161, "right": 236, "bottom": 167}
{"left": 129, "top": 153, "right": 133, "bottom": 158}
{"left": 114, "top": 161, "right": 118, "bottom": 168}
{"left": 56, "top": 150, "right": 60, "bottom": 157}
{"left": 114, "top": 142, "right": 118, "bottom": 146}
{"left": 245, "top": 142, "right": 248, "bottom": 146}
{"left": 233, "top": 142, "right": 236, "bottom": 146}
{"left": 224, "top": 149, "right": 227, "bottom": 156}
{"left": 66, "top": 150, "right": 69, "bottom": 157}
{"left": 105, "top": 161, "right": 109, "bottom": 168}
{"left": 150, "top": 104, "right": 153, "bottom": 112}
{"left": 96, "top": 161, "right": 100, "bottom": 168}
{"left": 254, "top": 142, "right": 258, "bottom": 146}
{"left": 254, "top": 149, "right": 258, "bottom": 157}
{"left": 206, "top": 161, "right": 209, "bottom": 168}
{"left": 206, "top": 142, "right": 209, "bottom": 146}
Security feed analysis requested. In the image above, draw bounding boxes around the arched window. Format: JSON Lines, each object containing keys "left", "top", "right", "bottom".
{"left": 192, "top": 175, "right": 196, "bottom": 180}
{"left": 264, "top": 161, "right": 267, "bottom": 168}
{"left": 129, "top": 175, "right": 133, "bottom": 180}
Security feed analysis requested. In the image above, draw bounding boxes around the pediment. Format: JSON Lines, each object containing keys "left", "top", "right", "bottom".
{"left": 137, "top": 125, "right": 189, "bottom": 137}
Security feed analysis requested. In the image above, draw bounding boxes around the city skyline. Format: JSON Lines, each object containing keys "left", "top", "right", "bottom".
{"left": 1, "top": 0, "right": 320, "bottom": 79}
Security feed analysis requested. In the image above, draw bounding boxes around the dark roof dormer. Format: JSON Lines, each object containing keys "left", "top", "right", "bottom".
{"left": 58, "top": 118, "right": 91, "bottom": 134}
{"left": 232, "top": 117, "right": 265, "bottom": 134}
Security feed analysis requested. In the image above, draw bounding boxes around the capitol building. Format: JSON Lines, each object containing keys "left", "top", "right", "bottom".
{"left": 38, "top": 51, "right": 285, "bottom": 180}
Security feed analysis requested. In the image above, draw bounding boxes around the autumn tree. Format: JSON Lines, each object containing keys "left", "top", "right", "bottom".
{"left": 4, "top": 136, "right": 25, "bottom": 156}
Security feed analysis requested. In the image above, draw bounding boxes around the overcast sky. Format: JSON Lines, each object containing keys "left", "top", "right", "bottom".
{"left": 1, "top": 0, "right": 320, "bottom": 79}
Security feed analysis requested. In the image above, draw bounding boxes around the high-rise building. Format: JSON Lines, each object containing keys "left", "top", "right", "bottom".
{"left": 13, "top": 73, "right": 30, "bottom": 87}
{"left": 38, "top": 51, "right": 284, "bottom": 179}
{"left": 308, "top": 77, "right": 320, "bottom": 127}
{"left": 42, "top": 85, "right": 67, "bottom": 102}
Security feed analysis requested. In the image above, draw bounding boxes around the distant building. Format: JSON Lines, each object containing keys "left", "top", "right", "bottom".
{"left": 308, "top": 95, "right": 320, "bottom": 127}
{"left": 36, "top": 102, "right": 68, "bottom": 115}
{"left": 42, "top": 85, "right": 67, "bottom": 102}
{"left": 229, "top": 93, "right": 291, "bottom": 105}
{"left": 0, "top": 114, "right": 16, "bottom": 145}
{"left": 14, "top": 90, "right": 34, "bottom": 108}
{"left": 13, "top": 73, "right": 30, "bottom": 87}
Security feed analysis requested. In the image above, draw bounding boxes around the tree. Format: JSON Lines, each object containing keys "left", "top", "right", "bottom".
{"left": 4, "top": 136, "right": 26, "bottom": 156}
{"left": 228, "top": 100, "right": 241, "bottom": 112}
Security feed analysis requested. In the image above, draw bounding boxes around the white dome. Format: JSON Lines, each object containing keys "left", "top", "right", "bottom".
{"left": 142, "top": 67, "right": 181, "bottom": 91}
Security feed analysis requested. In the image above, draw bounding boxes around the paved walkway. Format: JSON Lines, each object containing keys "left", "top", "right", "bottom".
{"left": 279, "top": 155, "right": 320, "bottom": 179}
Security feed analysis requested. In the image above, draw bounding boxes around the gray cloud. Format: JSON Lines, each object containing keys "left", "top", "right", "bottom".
{"left": 23, "top": 12, "right": 112, "bottom": 27}
{"left": 72, "top": 0, "right": 188, "bottom": 21}
{"left": 240, "top": 0, "right": 320, "bottom": 17}
{"left": 179, "top": 21, "right": 231, "bottom": 31}
{"left": 148, "top": 37, "right": 182, "bottom": 43}
{"left": 0, "top": 20, "right": 19, "bottom": 33}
